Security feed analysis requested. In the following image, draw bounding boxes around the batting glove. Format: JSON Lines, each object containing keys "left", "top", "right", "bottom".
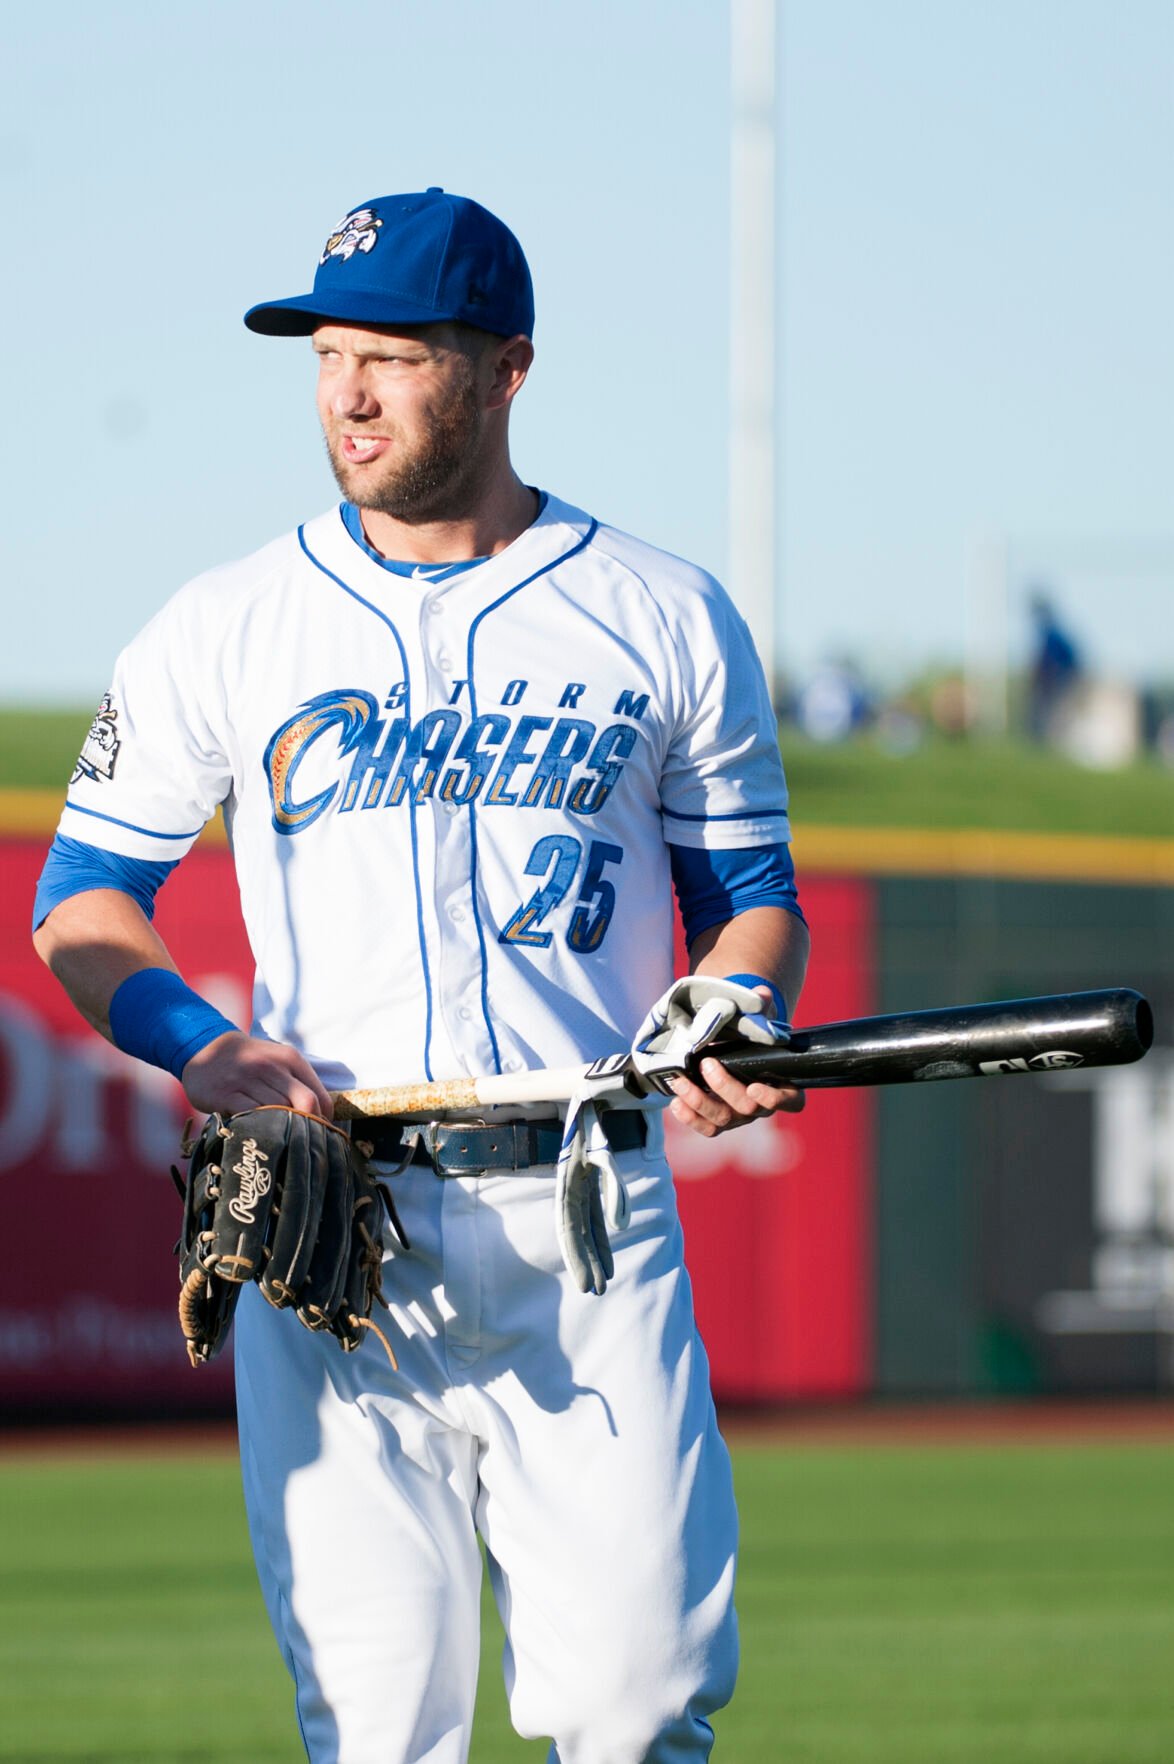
{"left": 630, "top": 975, "right": 791, "bottom": 1091}
{"left": 554, "top": 1091, "right": 631, "bottom": 1296}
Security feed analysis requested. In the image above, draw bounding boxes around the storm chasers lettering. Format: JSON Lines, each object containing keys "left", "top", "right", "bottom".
{"left": 265, "top": 687, "right": 642, "bottom": 834}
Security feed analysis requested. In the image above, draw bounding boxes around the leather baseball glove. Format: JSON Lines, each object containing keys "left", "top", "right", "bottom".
{"left": 172, "top": 1106, "right": 407, "bottom": 1369}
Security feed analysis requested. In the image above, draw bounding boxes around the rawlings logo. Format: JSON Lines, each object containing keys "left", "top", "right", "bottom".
{"left": 228, "top": 1139, "right": 272, "bottom": 1224}
{"left": 72, "top": 691, "right": 121, "bottom": 786}
{"left": 320, "top": 206, "right": 382, "bottom": 265}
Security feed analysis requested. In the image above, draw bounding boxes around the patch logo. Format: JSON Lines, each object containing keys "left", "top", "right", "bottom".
{"left": 320, "top": 207, "right": 382, "bottom": 265}
{"left": 72, "top": 691, "right": 121, "bottom": 785}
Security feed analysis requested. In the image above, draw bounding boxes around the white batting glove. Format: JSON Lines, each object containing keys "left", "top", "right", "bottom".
{"left": 554, "top": 1092, "right": 631, "bottom": 1297}
{"left": 630, "top": 975, "right": 790, "bottom": 1091}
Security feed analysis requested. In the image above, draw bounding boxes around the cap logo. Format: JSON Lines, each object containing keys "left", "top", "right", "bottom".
{"left": 320, "top": 206, "right": 382, "bottom": 266}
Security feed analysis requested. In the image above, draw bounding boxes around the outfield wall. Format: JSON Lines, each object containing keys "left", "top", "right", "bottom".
{"left": 873, "top": 868, "right": 1174, "bottom": 1397}
{"left": 1, "top": 807, "right": 1170, "bottom": 1416}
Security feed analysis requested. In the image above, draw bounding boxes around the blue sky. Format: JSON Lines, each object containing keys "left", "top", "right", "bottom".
{"left": 5, "top": 0, "right": 1172, "bottom": 702}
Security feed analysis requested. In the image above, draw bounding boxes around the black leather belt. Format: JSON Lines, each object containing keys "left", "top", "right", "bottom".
{"left": 359, "top": 1111, "right": 646, "bottom": 1176}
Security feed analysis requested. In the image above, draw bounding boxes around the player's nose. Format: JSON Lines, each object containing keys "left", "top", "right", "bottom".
{"left": 329, "top": 364, "right": 379, "bottom": 419}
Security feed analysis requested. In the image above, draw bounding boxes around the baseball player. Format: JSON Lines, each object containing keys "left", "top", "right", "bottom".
{"left": 33, "top": 189, "right": 809, "bottom": 1763}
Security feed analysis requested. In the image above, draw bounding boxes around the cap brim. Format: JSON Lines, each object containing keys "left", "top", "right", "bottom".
{"left": 244, "top": 288, "right": 467, "bottom": 336}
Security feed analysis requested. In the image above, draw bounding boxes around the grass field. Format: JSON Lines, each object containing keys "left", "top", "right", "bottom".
{"left": 2, "top": 1431, "right": 1173, "bottom": 1763}
{"left": 781, "top": 732, "right": 1174, "bottom": 836}
{"left": 4, "top": 708, "right": 1173, "bottom": 837}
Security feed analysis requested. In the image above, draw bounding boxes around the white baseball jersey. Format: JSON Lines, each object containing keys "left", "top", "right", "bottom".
{"left": 54, "top": 489, "right": 785, "bottom": 1760}
{"left": 59, "top": 493, "right": 790, "bottom": 1091}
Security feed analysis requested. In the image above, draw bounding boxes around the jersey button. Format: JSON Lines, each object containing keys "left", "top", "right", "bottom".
{"left": 449, "top": 903, "right": 466, "bottom": 923}
{"left": 437, "top": 650, "right": 453, "bottom": 668}
{"left": 458, "top": 1004, "right": 473, "bottom": 1021}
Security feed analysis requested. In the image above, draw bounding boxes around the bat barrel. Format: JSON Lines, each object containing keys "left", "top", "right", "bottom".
{"left": 702, "top": 988, "right": 1154, "bottom": 1090}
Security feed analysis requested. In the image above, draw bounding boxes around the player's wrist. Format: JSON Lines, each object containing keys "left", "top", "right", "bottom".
{"left": 723, "top": 972, "right": 788, "bottom": 1021}
{"left": 108, "top": 967, "right": 237, "bottom": 1080}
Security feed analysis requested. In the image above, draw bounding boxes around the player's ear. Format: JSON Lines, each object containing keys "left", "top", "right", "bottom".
{"left": 484, "top": 334, "right": 534, "bottom": 410}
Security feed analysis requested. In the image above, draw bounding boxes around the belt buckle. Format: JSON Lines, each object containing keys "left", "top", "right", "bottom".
{"left": 427, "top": 1119, "right": 490, "bottom": 1178}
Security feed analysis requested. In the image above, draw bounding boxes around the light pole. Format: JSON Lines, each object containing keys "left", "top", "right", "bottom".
{"left": 729, "top": 0, "right": 779, "bottom": 702}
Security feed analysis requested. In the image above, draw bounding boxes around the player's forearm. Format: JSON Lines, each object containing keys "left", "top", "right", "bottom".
{"left": 34, "top": 886, "right": 334, "bottom": 1115}
{"left": 32, "top": 887, "right": 179, "bottom": 1040}
{"left": 688, "top": 905, "right": 810, "bottom": 1020}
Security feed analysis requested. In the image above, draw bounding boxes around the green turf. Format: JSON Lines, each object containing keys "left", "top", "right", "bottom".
{"left": 1, "top": 1436, "right": 1172, "bottom": 1762}
{"left": 0, "top": 709, "right": 92, "bottom": 793}
{"left": 781, "top": 732, "right": 1174, "bottom": 836}
{"left": 5, "top": 707, "right": 1173, "bottom": 837}
{"left": 732, "top": 1439, "right": 1174, "bottom": 1763}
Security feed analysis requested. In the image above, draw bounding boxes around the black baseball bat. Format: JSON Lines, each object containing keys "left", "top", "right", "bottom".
{"left": 690, "top": 987, "right": 1153, "bottom": 1090}
{"left": 332, "top": 989, "right": 1153, "bottom": 1119}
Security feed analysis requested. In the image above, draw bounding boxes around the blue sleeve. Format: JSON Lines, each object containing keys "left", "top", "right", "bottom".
{"left": 33, "top": 834, "right": 178, "bottom": 933}
{"left": 668, "top": 842, "right": 806, "bottom": 946}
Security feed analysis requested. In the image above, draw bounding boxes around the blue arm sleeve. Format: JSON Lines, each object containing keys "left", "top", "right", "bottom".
{"left": 33, "top": 834, "right": 178, "bottom": 933}
{"left": 668, "top": 842, "right": 806, "bottom": 946}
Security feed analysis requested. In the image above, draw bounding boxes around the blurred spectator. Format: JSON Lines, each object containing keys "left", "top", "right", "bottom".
{"left": 797, "top": 660, "right": 872, "bottom": 742}
{"left": 1156, "top": 714, "right": 1174, "bottom": 769}
{"left": 874, "top": 702, "right": 922, "bottom": 754}
{"left": 1027, "top": 588, "right": 1082, "bottom": 741}
{"left": 929, "top": 674, "right": 977, "bottom": 738}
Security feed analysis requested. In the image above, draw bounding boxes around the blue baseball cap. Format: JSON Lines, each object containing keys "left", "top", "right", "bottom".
{"left": 244, "top": 188, "right": 534, "bottom": 338}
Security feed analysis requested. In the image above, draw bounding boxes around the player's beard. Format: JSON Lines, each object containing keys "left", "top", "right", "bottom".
{"left": 323, "top": 367, "right": 488, "bottom": 523}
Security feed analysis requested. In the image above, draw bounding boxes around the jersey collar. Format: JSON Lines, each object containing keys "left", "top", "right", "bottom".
{"left": 301, "top": 493, "right": 593, "bottom": 610}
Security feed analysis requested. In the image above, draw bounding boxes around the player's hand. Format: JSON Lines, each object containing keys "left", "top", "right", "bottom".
{"left": 181, "top": 1031, "right": 334, "bottom": 1118}
{"left": 631, "top": 974, "right": 789, "bottom": 1085}
{"left": 667, "top": 1058, "right": 805, "bottom": 1137}
{"left": 665, "top": 983, "right": 803, "bottom": 1138}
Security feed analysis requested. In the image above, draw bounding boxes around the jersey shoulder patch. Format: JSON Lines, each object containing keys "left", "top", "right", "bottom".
{"left": 72, "top": 692, "right": 121, "bottom": 785}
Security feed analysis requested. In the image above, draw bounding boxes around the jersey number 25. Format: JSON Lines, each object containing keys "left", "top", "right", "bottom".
{"left": 498, "top": 836, "right": 623, "bottom": 954}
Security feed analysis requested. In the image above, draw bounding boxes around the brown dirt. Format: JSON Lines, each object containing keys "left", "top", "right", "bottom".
{"left": 3, "top": 1399, "right": 1174, "bottom": 1462}
{"left": 0, "top": 1420, "right": 239, "bottom": 1460}
{"left": 721, "top": 1397, "right": 1174, "bottom": 1446}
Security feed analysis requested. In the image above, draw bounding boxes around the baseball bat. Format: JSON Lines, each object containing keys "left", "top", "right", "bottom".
{"left": 331, "top": 988, "right": 1153, "bottom": 1122}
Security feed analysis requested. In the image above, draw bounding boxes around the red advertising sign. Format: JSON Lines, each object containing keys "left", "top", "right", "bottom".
{"left": 671, "top": 877, "right": 876, "bottom": 1399}
{"left": 0, "top": 839, "right": 252, "bottom": 1414}
{"left": 1, "top": 839, "right": 875, "bottom": 1414}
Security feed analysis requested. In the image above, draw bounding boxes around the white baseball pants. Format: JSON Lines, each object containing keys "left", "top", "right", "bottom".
{"left": 234, "top": 1129, "right": 739, "bottom": 1764}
